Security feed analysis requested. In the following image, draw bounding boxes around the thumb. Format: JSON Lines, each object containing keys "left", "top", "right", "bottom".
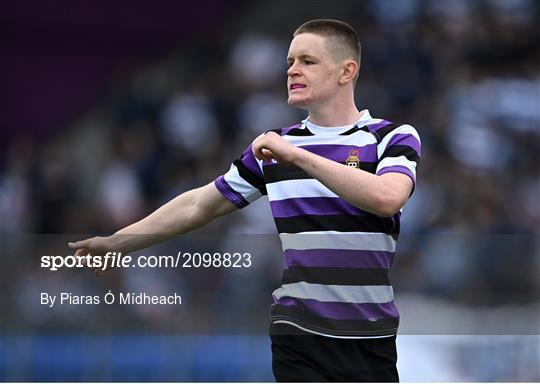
{"left": 74, "top": 248, "right": 89, "bottom": 257}
{"left": 262, "top": 148, "right": 274, "bottom": 161}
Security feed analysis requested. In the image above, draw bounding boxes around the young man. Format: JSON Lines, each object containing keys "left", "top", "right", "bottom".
{"left": 70, "top": 19, "right": 420, "bottom": 382}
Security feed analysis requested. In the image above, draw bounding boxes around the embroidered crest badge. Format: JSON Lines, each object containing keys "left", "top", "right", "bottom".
{"left": 346, "top": 148, "right": 360, "bottom": 168}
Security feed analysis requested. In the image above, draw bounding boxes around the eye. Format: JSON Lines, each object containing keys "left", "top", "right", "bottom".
{"left": 304, "top": 60, "right": 314, "bottom": 65}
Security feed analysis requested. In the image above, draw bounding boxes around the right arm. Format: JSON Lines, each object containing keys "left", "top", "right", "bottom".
{"left": 68, "top": 182, "right": 237, "bottom": 262}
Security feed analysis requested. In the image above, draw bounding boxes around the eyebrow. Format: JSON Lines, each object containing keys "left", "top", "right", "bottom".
{"left": 286, "top": 54, "right": 319, "bottom": 62}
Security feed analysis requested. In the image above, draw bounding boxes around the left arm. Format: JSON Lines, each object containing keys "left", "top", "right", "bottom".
{"left": 252, "top": 132, "right": 413, "bottom": 217}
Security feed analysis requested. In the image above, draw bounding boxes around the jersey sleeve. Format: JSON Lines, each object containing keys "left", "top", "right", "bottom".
{"left": 375, "top": 124, "right": 421, "bottom": 191}
{"left": 214, "top": 144, "right": 267, "bottom": 208}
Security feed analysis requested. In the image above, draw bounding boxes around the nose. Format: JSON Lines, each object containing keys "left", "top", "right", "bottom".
{"left": 287, "top": 62, "right": 300, "bottom": 77}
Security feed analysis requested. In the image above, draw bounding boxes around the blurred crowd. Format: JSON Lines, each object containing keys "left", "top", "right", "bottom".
{"left": 2, "top": 0, "right": 539, "bottom": 327}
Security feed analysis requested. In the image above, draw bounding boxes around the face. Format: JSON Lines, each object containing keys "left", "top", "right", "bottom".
{"left": 286, "top": 33, "right": 342, "bottom": 109}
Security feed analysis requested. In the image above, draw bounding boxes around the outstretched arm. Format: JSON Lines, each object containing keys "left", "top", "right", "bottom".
{"left": 252, "top": 132, "right": 413, "bottom": 217}
{"left": 69, "top": 182, "right": 236, "bottom": 269}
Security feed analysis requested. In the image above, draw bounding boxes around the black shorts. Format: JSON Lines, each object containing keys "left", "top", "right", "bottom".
{"left": 270, "top": 323, "right": 399, "bottom": 382}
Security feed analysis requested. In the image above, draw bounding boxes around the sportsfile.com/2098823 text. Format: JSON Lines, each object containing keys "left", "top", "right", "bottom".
{"left": 40, "top": 252, "right": 252, "bottom": 271}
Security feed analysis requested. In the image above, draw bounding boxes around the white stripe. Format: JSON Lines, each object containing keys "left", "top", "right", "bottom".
{"left": 255, "top": 157, "right": 264, "bottom": 173}
{"left": 223, "top": 164, "right": 262, "bottom": 203}
{"left": 285, "top": 131, "right": 376, "bottom": 147}
{"left": 377, "top": 124, "right": 420, "bottom": 158}
{"left": 376, "top": 155, "right": 417, "bottom": 176}
{"left": 279, "top": 231, "right": 397, "bottom": 252}
{"left": 267, "top": 179, "right": 338, "bottom": 201}
{"left": 272, "top": 320, "right": 396, "bottom": 339}
{"left": 273, "top": 282, "right": 395, "bottom": 303}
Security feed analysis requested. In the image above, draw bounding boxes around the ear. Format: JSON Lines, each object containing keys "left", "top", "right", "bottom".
{"left": 338, "top": 60, "right": 359, "bottom": 85}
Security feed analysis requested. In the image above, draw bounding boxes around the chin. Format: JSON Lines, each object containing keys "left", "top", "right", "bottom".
{"left": 287, "top": 96, "right": 310, "bottom": 109}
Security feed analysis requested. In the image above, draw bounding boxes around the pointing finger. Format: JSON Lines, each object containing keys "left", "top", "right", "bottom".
{"left": 68, "top": 240, "right": 88, "bottom": 249}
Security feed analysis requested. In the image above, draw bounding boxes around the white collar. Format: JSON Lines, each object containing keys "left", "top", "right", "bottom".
{"left": 302, "top": 109, "right": 373, "bottom": 135}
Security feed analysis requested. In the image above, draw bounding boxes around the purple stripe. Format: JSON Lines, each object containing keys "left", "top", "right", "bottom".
{"left": 241, "top": 145, "right": 263, "bottom": 178}
{"left": 214, "top": 176, "right": 249, "bottom": 208}
{"left": 281, "top": 123, "right": 302, "bottom": 135}
{"left": 386, "top": 134, "right": 421, "bottom": 156}
{"left": 367, "top": 120, "right": 392, "bottom": 132}
{"left": 270, "top": 197, "right": 371, "bottom": 218}
{"left": 377, "top": 165, "right": 416, "bottom": 184}
{"left": 299, "top": 144, "right": 378, "bottom": 163}
{"left": 284, "top": 249, "right": 394, "bottom": 269}
{"left": 273, "top": 296, "right": 399, "bottom": 320}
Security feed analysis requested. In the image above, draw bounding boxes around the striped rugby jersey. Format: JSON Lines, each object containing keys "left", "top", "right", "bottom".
{"left": 214, "top": 110, "right": 421, "bottom": 338}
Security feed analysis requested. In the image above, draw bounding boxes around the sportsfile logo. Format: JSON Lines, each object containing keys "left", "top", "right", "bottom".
{"left": 40, "top": 252, "right": 129, "bottom": 271}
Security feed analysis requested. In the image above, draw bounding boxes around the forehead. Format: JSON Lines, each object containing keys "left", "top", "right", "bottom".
{"left": 287, "top": 33, "right": 330, "bottom": 58}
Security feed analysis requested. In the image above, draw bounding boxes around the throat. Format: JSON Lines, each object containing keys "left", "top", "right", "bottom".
{"left": 307, "top": 109, "right": 364, "bottom": 127}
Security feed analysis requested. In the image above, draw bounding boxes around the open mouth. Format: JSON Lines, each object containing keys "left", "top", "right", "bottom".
{"left": 290, "top": 83, "right": 306, "bottom": 90}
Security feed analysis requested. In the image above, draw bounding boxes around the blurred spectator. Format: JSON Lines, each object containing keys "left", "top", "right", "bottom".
{"left": 160, "top": 92, "right": 220, "bottom": 158}
{"left": 228, "top": 33, "right": 287, "bottom": 88}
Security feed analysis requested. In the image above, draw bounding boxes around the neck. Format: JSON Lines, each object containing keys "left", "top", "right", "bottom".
{"left": 307, "top": 92, "right": 362, "bottom": 126}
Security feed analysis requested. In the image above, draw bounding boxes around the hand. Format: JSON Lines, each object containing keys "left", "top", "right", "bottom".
{"left": 252, "top": 132, "right": 300, "bottom": 165}
{"left": 68, "top": 236, "right": 114, "bottom": 276}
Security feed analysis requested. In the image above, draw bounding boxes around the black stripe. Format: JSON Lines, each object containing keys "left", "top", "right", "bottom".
{"left": 381, "top": 145, "right": 420, "bottom": 163}
{"left": 274, "top": 214, "right": 398, "bottom": 234}
{"left": 271, "top": 304, "right": 399, "bottom": 337}
{"left": 233, "top": 159, "right": 267, "bottom": 195}
{"left": 282, "top": 266, "right": 390, "bottom": 286}
{"left": 358, "top": 162, "right": 378, "bottom": 174}
{"left": 340, "top": 125, "right": 370, "bottom": 136}
{"left": 391, "top": 213, "right": 400, "bottom": 239}
{"left": 285, "top": 128, "right": 314, "bottom": 136}
{"left": 264, "top": 164, "right": 310, "bottom": 182}
{"left": 372, "top": 123, "right": 398, "bottom": 143}
{"left": 264, "top": 162, "right": 378, "bottom": 183}
{"left": 267, "top": 127, "right": 314, "bottom": 136}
